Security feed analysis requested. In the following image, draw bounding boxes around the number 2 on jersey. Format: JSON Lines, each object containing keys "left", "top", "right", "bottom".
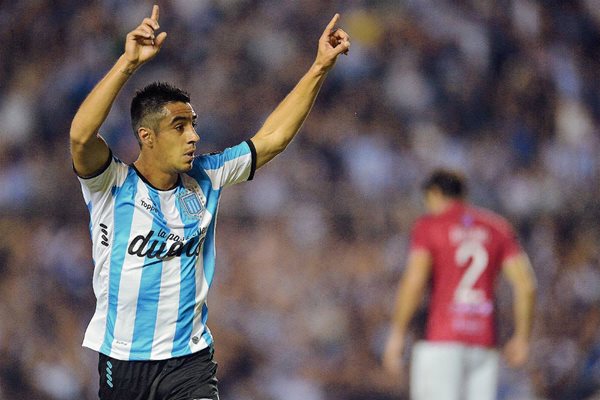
{"left": 454, "top": 240, "right": 489, "bottom": 305}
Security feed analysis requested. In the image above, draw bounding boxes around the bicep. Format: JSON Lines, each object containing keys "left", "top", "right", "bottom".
{"left": 71, "top": 135, "right": 111, "bottom": 178}
{"left": 502, "top": 253, "right": 537, "bottom": 291}
{"left": 402, "top": 249, "right": 433, "bottom": 289}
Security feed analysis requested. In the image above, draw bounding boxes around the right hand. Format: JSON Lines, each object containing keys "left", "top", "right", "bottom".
{"left": 503, "top": 335, "right": 530, "bottom": 368}
{"left": 124, "top": 5, "right": 167, "bottom": 68}
{"left": 382, "top": 329, "right": 406, "bottom": 376}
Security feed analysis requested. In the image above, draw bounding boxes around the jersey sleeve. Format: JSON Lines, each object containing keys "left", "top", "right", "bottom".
{"left": 75, "top": 151, "right": 124, "bottom": 194}
{"left": 193, "top": 140, "right": 256, "bottom": 189}
{"left": 409, "top": 218, "right": 432, "bottom": 253}
{"left": 498, "top": 223, "right": 522, "bottom": 262}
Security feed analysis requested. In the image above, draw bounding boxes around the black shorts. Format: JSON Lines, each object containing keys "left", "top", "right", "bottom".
{"left": 98, "top": 346, "right": 219, "bottom": 400}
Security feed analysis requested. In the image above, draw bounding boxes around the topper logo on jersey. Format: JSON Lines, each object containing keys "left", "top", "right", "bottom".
{"left": 140, "top": 198, "right": 159, "bottom": 213}
{"left": 127, "top": 227, "right": 207, "bottom": 260}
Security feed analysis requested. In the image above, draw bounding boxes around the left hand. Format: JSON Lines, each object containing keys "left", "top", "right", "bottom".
{"left": 382, "top": 329, "right": 406, "bottom": 376}
{"left": 313, "top": 13, "right": 351, "bottom": 73}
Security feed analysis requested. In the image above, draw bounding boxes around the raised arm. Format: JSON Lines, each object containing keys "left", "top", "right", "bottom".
{"left": 502, "top": 252, "right": 536, "bottom": 368}
{"left": 70, "top": 5, "right": 167, "bottom": 177}
{"left": 250, "top": 14, "right": 350, "bottom": 169}
{"left": 383, "top": 249, "right": 432, "bottom": 375}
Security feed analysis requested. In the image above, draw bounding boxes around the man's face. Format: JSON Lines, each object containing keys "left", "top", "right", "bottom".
{"left": 152, "top": 101, "right": 199, "bottom": 173}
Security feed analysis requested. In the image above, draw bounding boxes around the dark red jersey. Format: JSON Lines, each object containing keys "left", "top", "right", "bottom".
{"left": 410, "top": 201, "right": 521, "bottom": 347}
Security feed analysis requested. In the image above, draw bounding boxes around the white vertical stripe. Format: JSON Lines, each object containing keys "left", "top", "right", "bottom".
{"left": 189, "top": 210, "right": 211, "bottom": 353}
{"left": 190, "top": 252, "right": 209, "bottom": 353}
{"left": 150, "top": 190, "right": 184, "bottom": 359}
{"left": 82, "top": 188, "right": 116, "bottom": 349}
{"left": 108, "top": 181, "right": 152, "bottom": 359}
{"left": 82, "top": 161, "right": 129, "bottom": 354}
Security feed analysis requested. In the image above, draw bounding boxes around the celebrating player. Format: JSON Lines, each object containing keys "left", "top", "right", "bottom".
{"left": 382, "top": 169, "right": 536, "bottom": 400}
{"left": 70, "top": 5, "right": 350, "bottom": 399}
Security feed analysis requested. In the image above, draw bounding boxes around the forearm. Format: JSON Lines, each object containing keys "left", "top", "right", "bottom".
{"left": 503, "top": 253, "right": 537, "bottom": 340}
{"left": 251, "top": 64, "right": 328, "bottom": 167}
{"left": 390, "top": 277, "right": 426, "bottom": 336}
{"left": 248, "top": 13, "right": 349, "bottom": 168}
{"left": 70, "top": 55, "right": 137, "bottom": 145}
{"left": 264, "top": 63, "right": 328, "bottom": 133}
{"left": 513, "top": 283, "right": 536, "bottom": 339}
{"left": 390, "top": 251, "right": 431, "bottom": 336}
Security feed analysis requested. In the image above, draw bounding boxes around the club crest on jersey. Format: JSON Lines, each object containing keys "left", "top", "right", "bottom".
{"left": 180, "top": 190, "right": 204, "bottom": 219}
{"left": 461, "top": 214, "right": 474, "bottom": 227}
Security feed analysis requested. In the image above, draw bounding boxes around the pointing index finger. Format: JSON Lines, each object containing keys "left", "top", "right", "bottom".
{"left": 321, "top": 13, "right": 340, "bottom": 39}
{"left": 151, "top": 4, "right": 159, "bottom": 22}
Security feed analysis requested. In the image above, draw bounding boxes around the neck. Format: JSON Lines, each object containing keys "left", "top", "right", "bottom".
{"left": 133, "top": 154, "right": 178, "bottom": 190}
{"left": 433, "top": 198, "right": 460, "bottom": 215}
{"left": 442, "top": 198, "right": 462, "bottom": 212}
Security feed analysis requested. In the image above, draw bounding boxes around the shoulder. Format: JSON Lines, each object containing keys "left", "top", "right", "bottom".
{"left": 194, "top": 141, "right": 253, "bottom": 170}
{"left": 412, "top": 214, "right": 436, "bottom": 233}
{"left": 78, "top": 152, "right": 129, "bottom": 193}
{"left": 469, "top": 205, "right": 515, "bottom": 235}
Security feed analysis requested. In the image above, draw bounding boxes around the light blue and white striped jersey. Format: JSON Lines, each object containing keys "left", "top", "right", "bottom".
{"left": 78, "top": 140, "right": 256, "bottom": 361}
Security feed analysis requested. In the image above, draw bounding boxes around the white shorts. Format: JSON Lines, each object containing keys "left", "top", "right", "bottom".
{"left": 410, "top": 341, "right": 499, "bottom": 400}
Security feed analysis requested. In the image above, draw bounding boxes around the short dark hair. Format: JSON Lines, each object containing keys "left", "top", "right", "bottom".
{"left": 422, "top": 168, "right": 467, "bottom": 198}
{"left": 130, "top": 82, "right": 191, "bottom": 144}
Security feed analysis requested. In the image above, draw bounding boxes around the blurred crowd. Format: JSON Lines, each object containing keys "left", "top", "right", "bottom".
{"left": 1, "top": 0, "right": 600, "bottom": 399}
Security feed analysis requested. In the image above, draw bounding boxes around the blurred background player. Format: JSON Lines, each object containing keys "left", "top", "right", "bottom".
{"left": 383, "top": 169, "right": 537, "bottom": 400}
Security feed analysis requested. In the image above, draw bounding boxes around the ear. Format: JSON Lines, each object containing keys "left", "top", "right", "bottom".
{"left": 138, "top": 127, "right": 154, "bottom": 148}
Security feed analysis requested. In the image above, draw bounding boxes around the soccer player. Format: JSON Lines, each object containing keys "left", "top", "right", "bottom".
{"left": 70, "top": 5, "right": 349, "bottom": 400}
{"left": 382, "top": 169, "right": 536, "bottom": 400}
